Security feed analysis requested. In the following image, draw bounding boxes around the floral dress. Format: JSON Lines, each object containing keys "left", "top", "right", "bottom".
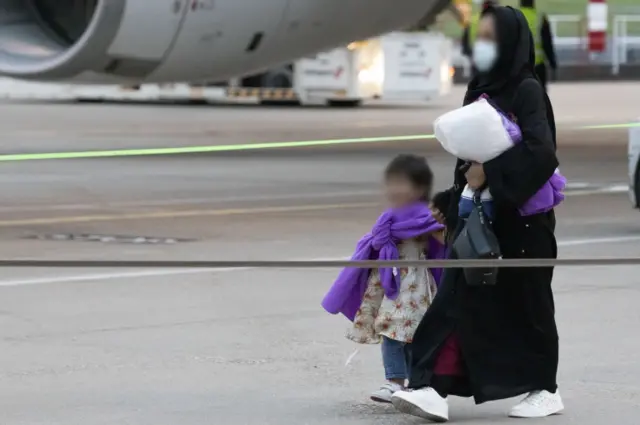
{"left": 346, "top": 238, "right": 438, "bottom": 344}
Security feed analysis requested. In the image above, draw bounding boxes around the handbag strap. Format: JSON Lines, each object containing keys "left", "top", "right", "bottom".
{"left": 472, "top": 181, "right": 489, "bottom": 206}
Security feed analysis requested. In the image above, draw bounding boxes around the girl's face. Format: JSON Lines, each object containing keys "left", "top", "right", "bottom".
{"left": 384, "top": 174, "right": 424, "bottom": 208}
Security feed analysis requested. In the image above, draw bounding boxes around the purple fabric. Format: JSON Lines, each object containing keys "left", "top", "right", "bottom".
{"left": 480, "top": 94, "right": 566, "bottom": 215}
{"left": 501, "top": 112, "right": 522, "bottom": 143}
{"left": 519, "top": 171, "right": 566, "bottom": 215}
{"left": 321, "top": 202, "right": 446, "bottom": 321}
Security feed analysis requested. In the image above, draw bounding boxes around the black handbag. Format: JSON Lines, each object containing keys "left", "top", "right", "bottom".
{"left": 452, "top": 190, "right": 502, "bottom": 285}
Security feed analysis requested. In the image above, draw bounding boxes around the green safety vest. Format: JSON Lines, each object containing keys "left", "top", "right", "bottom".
{"left": 468, "top": 13, "right": 480, "bottom": 44}
{"left": 468, "top": 8, "right": 544, "bottom": 65}
{"left": 519, "top": 7, "right": 545, "bottom": 65}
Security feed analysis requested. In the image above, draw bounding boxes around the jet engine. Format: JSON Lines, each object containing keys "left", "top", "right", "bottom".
{"left": 0, "top": 0, "right": 130, "bottom": 80}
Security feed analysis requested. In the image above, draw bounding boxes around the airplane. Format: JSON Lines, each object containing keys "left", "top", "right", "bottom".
{"left": 1, "top": 0, "right": 452, "bottom": 83}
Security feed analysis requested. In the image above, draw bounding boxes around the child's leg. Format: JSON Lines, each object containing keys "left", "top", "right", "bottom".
{"left": 371, "top": 337, "right": 407, "bottom": 403}
{"left": 381, "top": 336, "right": 407, "bottom": 385}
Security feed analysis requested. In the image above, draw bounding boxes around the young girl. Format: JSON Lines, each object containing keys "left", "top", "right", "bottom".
{"left": 322, "top": 154, "right": 446, "bottom": 403}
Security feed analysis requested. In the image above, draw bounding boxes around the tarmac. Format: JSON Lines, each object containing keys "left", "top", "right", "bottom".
{"left": 0, "top": 82, "right": 639, "bottom": 425}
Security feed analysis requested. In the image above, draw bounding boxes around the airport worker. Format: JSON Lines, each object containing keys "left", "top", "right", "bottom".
{"left": 519, "top": 0, "right": 557, "bottom": 91}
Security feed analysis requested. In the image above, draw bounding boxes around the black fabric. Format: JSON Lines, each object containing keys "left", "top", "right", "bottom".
{"left": 431, "top": 375, "right": 471, "bottom": 398}
{"left": 409, "top": 5, "right": 560, "bottom": 404}
{"left": 461, "top": 26, "right": 472, "bottom": 58}
{"left": 540, "top": 14, "right": 557, "bottom": 69}
{"left": 535, "top": 62, "right": 548, "bottom": 91}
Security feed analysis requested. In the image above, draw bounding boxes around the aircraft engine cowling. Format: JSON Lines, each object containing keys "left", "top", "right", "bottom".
{"left": 0, "top": 0, "right": 147, "bottom": 81}
{"left": 0, "top": 0, "right": 453, "bottom": 84}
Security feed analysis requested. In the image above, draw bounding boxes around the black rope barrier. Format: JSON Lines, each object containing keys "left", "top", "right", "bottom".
{"left": 0, "top": 258, "right": 637, "bottom": 268}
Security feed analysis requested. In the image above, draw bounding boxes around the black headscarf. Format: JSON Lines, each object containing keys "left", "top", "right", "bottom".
{"left": 466, "top": 6, "right": 534, "bottom": 98}
{"left": 465, "top": 5, "right": 556, "bottom": 147}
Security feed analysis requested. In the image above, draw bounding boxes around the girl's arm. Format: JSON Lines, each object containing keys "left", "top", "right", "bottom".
{"left": 421, "top": 230, "right": 446, "bottom": 259}
{"left": 431, "top": 158, "right": 466, "bottom": 232}
{"left": 430, "top": 229, "right": 446, "bottom": 245}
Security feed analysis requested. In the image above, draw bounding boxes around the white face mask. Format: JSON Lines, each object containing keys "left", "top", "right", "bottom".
{"left": 472, "top": 40, "right": 498, "bottom": 72}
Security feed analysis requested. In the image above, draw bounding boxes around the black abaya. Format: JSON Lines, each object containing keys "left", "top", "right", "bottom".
{"left": 408, "top": 6, "right": 560, "bottom": 404}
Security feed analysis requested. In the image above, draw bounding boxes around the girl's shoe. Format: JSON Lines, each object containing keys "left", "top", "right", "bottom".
{"left": 370, "top": 382, "right": 404, "bottom": 403}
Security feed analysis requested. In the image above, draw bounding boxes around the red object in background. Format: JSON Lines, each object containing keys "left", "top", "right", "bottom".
{"left": 588, "top": 31, "right": 606, "bottom": 52}
{"left": 481, "top": 0, "right": 496, "bottom": 10}
{"left": 587, "top": 0, "right": 607, "bottom": 52}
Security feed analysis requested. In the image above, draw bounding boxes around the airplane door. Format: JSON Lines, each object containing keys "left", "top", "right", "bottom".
{"left": 106, "top": 0, "right": 188, "bottom": 61}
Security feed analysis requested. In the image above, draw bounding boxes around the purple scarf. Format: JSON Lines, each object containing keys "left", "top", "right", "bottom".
{"left": 321, "top": 202, "right": 446, "bottom": 321}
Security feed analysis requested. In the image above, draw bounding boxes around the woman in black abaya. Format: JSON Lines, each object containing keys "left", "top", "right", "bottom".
{"left": 391, "top": 6, "right": 562, "bottom": 422}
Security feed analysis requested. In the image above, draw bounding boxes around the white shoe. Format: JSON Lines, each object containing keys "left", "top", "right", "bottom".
{"left": 509, "top": 390, "right": 564, "bottom": 418}
{"left": 391, "top": 387, "right": 449, "bottom": 422}
{"left": 370, "top": 382, "right": 403, "bottom": 403}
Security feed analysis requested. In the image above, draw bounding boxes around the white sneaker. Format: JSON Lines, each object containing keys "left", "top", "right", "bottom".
{"left": 391, "top": 387, "right": 449, "bottom": 422}
{"left": 370, "top": 382, "right": 403, "bottom": 403}
{"left": 509, "top": 390, "right": 564, "bottom": 418}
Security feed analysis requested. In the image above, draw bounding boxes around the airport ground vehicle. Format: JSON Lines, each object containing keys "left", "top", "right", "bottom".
{"left": 629, "top": 125, "right": 640, "bottom": 207}
{"left": 0, "top": 32, "right": 453, "bottom": 106}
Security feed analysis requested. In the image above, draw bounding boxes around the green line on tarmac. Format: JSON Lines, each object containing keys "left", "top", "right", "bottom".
{"left": 0, "top": 134, "right": 435, "bottom": 162}
{"left": 579, "top": 122, "right": 640, "bottom": 129}
{"left": 0, "top": 120, "right": 637, "bottom": 162}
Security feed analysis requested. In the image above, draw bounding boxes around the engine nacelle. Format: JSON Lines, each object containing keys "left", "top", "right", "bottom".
{"left": 0, "top": 0, "right": 447, "bottom": 83}
{"left": 0, "top": 0, "right": 127, "bottom": 80}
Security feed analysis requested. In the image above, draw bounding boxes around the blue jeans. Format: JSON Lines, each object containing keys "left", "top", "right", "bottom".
{"left": 381, "top": 336, "right": 412, "bottom": 380}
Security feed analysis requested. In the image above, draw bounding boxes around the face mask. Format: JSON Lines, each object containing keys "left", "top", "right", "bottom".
{"left": 472, "top": 40, "right": 498, "bottom": 72}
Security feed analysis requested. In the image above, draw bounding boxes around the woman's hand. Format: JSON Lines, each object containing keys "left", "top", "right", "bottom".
{"left": 465, "top": 162, "right": 486, "bottom": 190}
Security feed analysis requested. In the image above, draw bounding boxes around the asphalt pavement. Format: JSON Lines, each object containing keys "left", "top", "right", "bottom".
{"left": 0, "top": 83, "right": 638, "bottom": 425}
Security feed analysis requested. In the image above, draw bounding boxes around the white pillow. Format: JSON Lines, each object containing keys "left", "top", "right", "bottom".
{"left": 433, "top": 98, "right": 513, "bottom": 163}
